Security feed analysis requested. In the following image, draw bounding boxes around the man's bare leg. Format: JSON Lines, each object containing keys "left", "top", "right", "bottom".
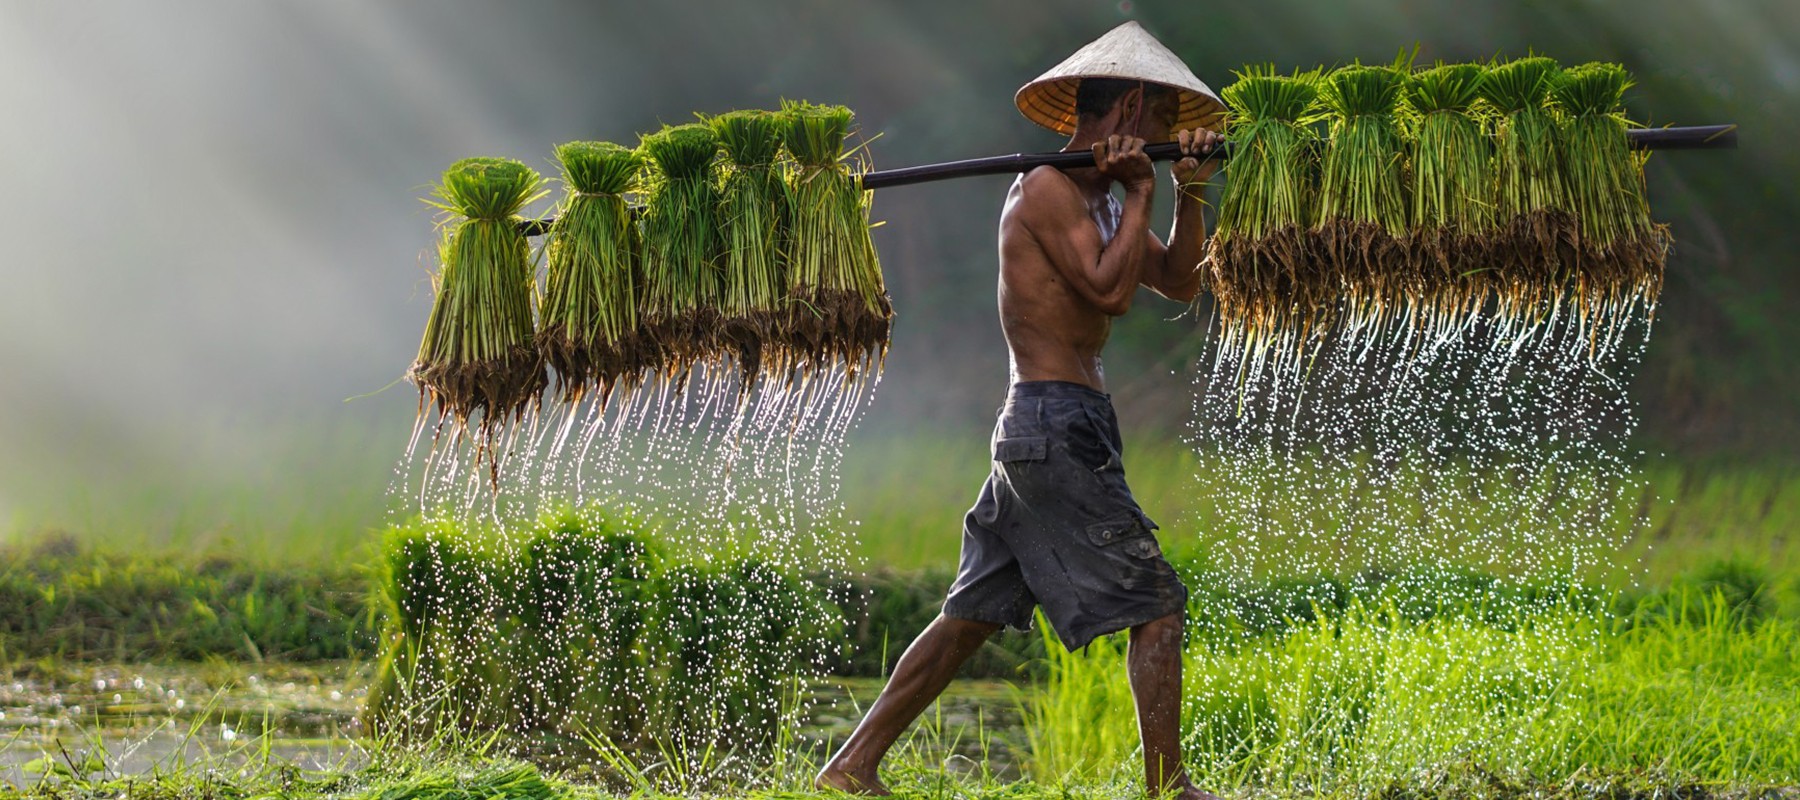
{"left": 815, "top": 614, "right": 1002, "bottom": 795}
{"left": 1129, "top": 610, "right": 1221, "bottom": 800}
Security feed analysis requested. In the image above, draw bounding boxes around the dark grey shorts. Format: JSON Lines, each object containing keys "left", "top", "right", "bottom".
{"left": 942, "top": 380, "right": 1188, "bottom": 650}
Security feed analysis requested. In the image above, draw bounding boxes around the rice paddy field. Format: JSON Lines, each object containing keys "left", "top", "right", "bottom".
{"left": 2, "top": 435, "right": 1796, "bottom": 799}
{"left": 3, "top": 5, "right": 1797, "bottom": 799}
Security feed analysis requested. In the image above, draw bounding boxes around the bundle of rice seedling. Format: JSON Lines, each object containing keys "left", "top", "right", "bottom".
{"left": 1203, "top": 66, "right": 1323, "bottom": 349}
{"left": 539, "top": 141, "right": 645, "bottom": 404}
{"left": 639, "top": 123, "right": 724, "bottom": 379}
{"left": 1403, "top": 62, "right": 1495, "bottom": 328}
{"left": 1479, "top": 56, "right": 1573, "bottom": 322}
{"left": 780, "top": 100, "right": 892, "bottom": 377}
{"left": 410, "top": 157, "right": 548, "bottom": 437}
{"left": 711, "top": 110, "right": 791, "bottom": 384}
{"left": 1315, "top": 64, "right": 1411, "bottom": 336}
{"left": 1550, "top": 62, "right": 1668, "bottom": 316}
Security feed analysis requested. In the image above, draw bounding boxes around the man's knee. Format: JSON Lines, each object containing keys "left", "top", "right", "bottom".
{"left": 935, "top": 613, "right": 1004, "bottom": 645}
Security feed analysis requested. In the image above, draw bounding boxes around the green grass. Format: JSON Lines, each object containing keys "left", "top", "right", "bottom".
{"left": 6, "top": 592, "right": 1794, "bottom": 798}
{"left": 1025, "top": 591, "right": 1800, "bottom": 793}
{"left": 5, "top": 430, "right": 1793, "bottom": 591}
{"left": 3, "top": 432, "right": 1797, "bottom": 796}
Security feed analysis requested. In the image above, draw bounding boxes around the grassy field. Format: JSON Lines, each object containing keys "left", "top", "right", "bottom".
{"left": 2, "top": 435, "right": 1797, "bottom": 797}
{"left": 841, "top": 436, "right": 1800, "bottom": 592}
{"left": 4, "top": 592, "right": 1794, "bottom": 798}
{"left": 5, "top": 431, "right": 1794, "bottom": 589}
{"left": 1026, "top": 594, "right": 1800, "bottom": 792}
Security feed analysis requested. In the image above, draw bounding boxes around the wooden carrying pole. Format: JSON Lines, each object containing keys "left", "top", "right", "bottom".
{"left": 516, "top": 124, "right": 1736, "bottom": 235}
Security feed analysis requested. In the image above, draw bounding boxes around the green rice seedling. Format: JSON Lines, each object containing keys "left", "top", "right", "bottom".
{"left": 539, "top": 141, "right": 646, "bottom": 404}
{"left": 780, "top": 100, "right": 892, "bottom": 378}
{"left": 1404, "top": 63, "right": 1495, "bottom": 328}
{"left": 716, "top": 560, "right": 844, "bottom": 741}
{"left": 516, "top": 511, "right": 661, "bottom": 740}
{"left": 711, "top": 110, "right": 791, "bottom": 385}
{"left": 1204, "top": 66, "right": 1324, "bottom": 350}
{"left": 1550, "top": 62, "right": 1669, "bottom": 320}
{"left": 649, "top": 563, "right": 735, "bottom": 747}
{"left": 1479, "top": 56, "right": 1573, "bottom": 323}
{"left": 1315, "top": 64, "right": 1411, "bottom": 336}
{"left": 410, "top": 157, "right": 548, "bottom": 440}
{"left": 367, "top": 520, "right": 510, "bottom": 740}
{"left": 638, "top": 123, "right": 724, "bottom": 379}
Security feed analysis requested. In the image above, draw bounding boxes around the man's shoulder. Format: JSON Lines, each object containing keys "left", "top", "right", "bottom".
{"left": 1005, "top": 166, "right": 1082, "bottom": 222}
{"left": 1018, "top": 164, "right": 1078, "bottom": 194}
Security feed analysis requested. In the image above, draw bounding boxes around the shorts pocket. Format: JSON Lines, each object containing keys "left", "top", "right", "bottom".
{"left": 1085, "top": 516, "right": 1163, "bottom": 560}
{"left": 993, "top": 436, "right": 1047, "bottom": 462}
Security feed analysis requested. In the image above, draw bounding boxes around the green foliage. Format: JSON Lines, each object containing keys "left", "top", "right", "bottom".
{"left": 0, "top": 535, "right": 368, "bottom": 662}
{"left": 1315, "top": 64, "right": 1411, "bottom": 329}
{"left": 1207, "top": 67, "right": 1324, "bottom": 339}
{"left": 432, "top": 157, "right": 545, "bottom": 221}
{"left": 778, "top": 101, "right": 852, "bottom": 168}
{"left": 1026, "top": 593, "right": 1800, "bottom": 791}
{"left": 411, "top": 157, "right": 548, "bottom": 439}
{"left": 712, "top": 109, "right": 783, "bottom": 168}
{"left": 779, "top": 100, "right": 890, "bottom": 376}
{"left": 553, "top": 141, "right": 641, "bottom": 197}
{"left": 638, "top": 123, "right": 724, "bottom": 373}
{"left": 540, "top": 141, "right": 646, "bottom": 401}
{"left": 1404, "top": 63, "right": 1495, "bottom": 320}
{"left": 711, "top": 110, "right": 792, "bottom": 381}
{"left": 1476, "top": 57, "right": 1572, "bottom": 318}
{"left": 1403, "top": 63, "right": 1484, "bottom": 115}
{"left": 1550, "top": 62, "right": 1665, "bottom": 314}
{"left": 365, "top": 512, "right": 842, "bottom": 758}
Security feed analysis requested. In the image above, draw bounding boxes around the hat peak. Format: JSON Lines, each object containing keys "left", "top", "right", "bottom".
{"left": 1014, "top": 20, "right": 1224, "bottom": 137}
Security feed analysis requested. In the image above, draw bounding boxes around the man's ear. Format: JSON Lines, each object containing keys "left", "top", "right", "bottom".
{"left": 1121, "top": 86, "right": 1144, "bottom": 124}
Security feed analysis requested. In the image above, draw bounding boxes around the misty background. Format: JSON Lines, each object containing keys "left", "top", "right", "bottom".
{"left": 1, "top": 1, "right": 1795, "bottom": 548}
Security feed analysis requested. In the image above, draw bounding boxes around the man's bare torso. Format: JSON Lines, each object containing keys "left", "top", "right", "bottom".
{"left": 997, "top": 166, "right": 1126, "bottom": 390}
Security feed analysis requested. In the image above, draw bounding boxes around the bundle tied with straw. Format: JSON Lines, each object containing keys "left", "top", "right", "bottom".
{"left": 1204, "top": 66, "right": 1323, "bottom": 350}
{"left": 639, "top": 123, "right": 724, "bottom": 379}
{"left": 411, "top": 157, "right": 548, "bottom": 436}
{"left": 539, "top": 141, "right": 645, "bottom": 404}
{"left": 1479, "top": 56, "right": 1572, "bottom": 320}
{"left": 711, "top": 109, "right": 791, "bottom": 385}
{"left": 1550, "top": 62, "right": 1669, "bottom": 318}
{"left": 780, "top": 101, "right": 892, "bottom": 377}
{"left": 1315, "top": 64, "right": 1411, "bottom": 336}
{"left": 1403, "top": 62, "right": 1495, "bottom": 328}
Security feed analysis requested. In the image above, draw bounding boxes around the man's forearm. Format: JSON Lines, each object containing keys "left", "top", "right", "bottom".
{"left": 1160, "top": 188, "right": 1209, "bottom": 296}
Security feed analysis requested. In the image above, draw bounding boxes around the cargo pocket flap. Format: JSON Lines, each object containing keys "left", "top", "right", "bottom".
{"left": 1086, "top": 517, "right": 1162, "bottom": 559}
{"left": 992, "top": 436, "right": 1047, "bottom": 462}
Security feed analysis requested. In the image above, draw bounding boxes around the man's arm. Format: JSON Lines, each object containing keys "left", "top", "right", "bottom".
{"left": 1141, "top": 128, "right": 1222, "bottom": 304}
{"left": 1013, "top": 136, "right": 1158, "bottom": 316}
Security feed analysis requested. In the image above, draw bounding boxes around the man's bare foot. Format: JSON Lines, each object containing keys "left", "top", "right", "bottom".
{"left": 1169, "top": 777, "right": 1225, "bottom": 800}
{"left": 814, "top": 764, "right": 891, "bottom": 796}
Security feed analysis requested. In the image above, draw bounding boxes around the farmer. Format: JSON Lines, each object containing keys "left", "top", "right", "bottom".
{"left": 817, "top": 22, "right": 1225, "bottom": 799}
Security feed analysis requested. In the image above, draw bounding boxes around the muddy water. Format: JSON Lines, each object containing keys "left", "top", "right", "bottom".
{"left": 0, "top": 663, "right": 1031, "bottom": 786}
{"left": 0, "top": 662, "right": 366, "bottom": 784}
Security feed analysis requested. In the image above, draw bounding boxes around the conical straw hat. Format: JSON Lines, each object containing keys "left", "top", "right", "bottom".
{"left": 1016, "top": 21, "right": 1223, "bottom": 137}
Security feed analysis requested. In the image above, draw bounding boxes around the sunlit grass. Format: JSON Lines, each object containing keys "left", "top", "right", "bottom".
{"left": 1024, "top": 590, "right": 1800, "bottom": 793}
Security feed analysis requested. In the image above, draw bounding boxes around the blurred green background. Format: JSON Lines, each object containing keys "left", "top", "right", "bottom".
{"left": 0, "top": 0, "right": 1793, "bottom": 551}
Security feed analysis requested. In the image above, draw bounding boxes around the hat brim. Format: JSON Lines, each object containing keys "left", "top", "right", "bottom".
{"left": 1016, "top": 75, "right": 1225, "bottom": 138}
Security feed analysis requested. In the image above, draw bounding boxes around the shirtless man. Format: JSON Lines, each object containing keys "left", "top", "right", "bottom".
{"left": 816, "top": 59, "right": 1224, "bottom": 800}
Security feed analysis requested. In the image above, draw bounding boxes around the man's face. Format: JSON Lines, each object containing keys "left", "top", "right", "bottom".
{"left": 1117, "top": 88, "right": 1180, "bottom": 142}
